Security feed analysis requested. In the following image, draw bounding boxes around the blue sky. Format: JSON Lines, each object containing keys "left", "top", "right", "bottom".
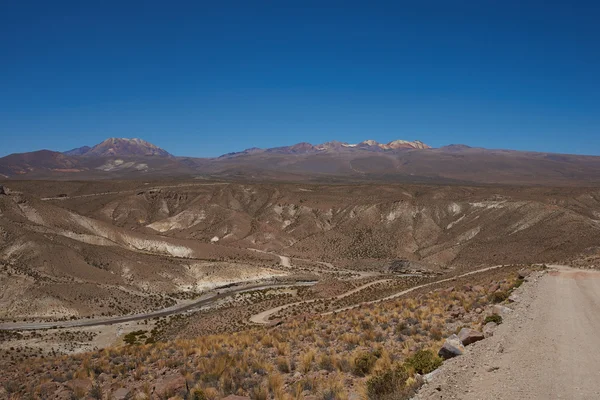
{"left": 1, "top": 1, "right": 599, "bottom": 157}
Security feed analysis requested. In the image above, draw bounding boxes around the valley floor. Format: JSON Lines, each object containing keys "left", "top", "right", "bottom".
{"left": 417, "top": 266, "right": 600, "bottom": 400}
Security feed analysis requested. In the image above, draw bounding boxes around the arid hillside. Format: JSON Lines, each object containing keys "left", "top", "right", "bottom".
{"left": 40, "top": 181, "right": 600, "bottom": 267}
{"left": 2, "top": 179, "right": 599, "bottom": 323}
{"left": 0, "top": 184, "right": 281, "bottom": 321}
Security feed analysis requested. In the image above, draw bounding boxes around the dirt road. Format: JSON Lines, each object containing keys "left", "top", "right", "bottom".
{"left": 0, "top": 281, "right": 315, "bottom": 331}
{"left": 418, "top": 266, "right": 600, "bottom": 400}
{"left": 250, "top": 278, "right": 391, "bottom": 324}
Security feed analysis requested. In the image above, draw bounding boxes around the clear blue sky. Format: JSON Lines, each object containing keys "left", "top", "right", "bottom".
{"left": 1, "top": 1, "right": 599, "bottom": 157}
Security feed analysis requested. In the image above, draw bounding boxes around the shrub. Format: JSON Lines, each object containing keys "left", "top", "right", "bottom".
{"left": 366, "top": 364, "right": 409, "bottom": 400}
{"left": 192, "top": 389, "right": 207, "bottom": 400}
{"left": 489, "top": 291, "right": 509, "bottom": 304}
{"left": 89, "top": 384, "right": 103, "bottom": 400}
{"left": 276, "top": 357, "right": 290, "bottom": 373}
{"left": 404, "top": 350, "right": 442, "bottom": 375}
{"left": 318, "top": 353, "right": 335, "bottom": 372}
{"left": 353, "top": 352, "right": 377, "bottom": 376}
{"left": 484, "top": 314, "right": 503, "bottom": 325}
{"left": 513, "top": 278, "right": 524, "bottom": 289}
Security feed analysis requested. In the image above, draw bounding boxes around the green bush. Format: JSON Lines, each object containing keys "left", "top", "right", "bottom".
{"left": 484, "top": 314, "right": 503, "bottom": 325}
{"left": 366, "top": 364, "right": 409, "bottom": 400}
{"left": 404, "top": 350, "right": 442, "bottom": 375}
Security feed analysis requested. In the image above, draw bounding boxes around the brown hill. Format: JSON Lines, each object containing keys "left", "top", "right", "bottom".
{"left": 0, "top": 150, "right": 84, "bottom": 177}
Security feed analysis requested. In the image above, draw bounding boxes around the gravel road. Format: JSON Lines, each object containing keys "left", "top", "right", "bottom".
{"left": 0, "top": 281, "right": 316, "bottom": 331}
{"left": 417, "top": 265, "right": 600, "bottom": 400}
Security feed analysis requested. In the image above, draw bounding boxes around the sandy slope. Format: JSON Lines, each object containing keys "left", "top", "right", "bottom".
{"left": 417, "top": 266, "right": 600, "bottom": 400}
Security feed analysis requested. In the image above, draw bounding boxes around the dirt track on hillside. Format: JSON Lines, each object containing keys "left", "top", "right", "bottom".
{"left": 417, "top": 266, "right": 600, "bottom": 400}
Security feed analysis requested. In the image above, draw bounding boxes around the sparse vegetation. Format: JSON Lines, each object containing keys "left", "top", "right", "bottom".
{"left": 484, "top": 314, "right": 503, "bottom": 325}
{"left": 0, "top": 266, "right": 524, "bottom": 399}
{"left": 404, "top": 349, "right": 443, "bottom": 375}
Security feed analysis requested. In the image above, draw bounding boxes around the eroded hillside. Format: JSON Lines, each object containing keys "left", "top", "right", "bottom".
{"left": 49, "top": 182, "right": 600, "bottom": 268}
{"left": 2, "top": 180, "right": 599, "bottom": 323}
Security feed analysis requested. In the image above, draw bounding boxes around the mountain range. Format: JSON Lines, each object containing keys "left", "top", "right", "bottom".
{"left": 2, "top": 137, "right": 600, "bottom": 186}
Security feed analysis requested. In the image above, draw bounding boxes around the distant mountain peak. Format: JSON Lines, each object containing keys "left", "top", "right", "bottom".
{"left": 64, "top": 145, "right": 92, "bottom": 156}
{"left": 222, "top": 138, "right": 430, "bottom": 158}
{"left": 64, "top": 138, "right": 171, "bottom": 157}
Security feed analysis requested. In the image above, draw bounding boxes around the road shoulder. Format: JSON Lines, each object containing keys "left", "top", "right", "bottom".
{"left": 414, "top": 268, "right": 548, "bottom": 400}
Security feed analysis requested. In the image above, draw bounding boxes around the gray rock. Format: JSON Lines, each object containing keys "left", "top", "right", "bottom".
{"left": 508, "top": 293, "right": 519, "bottom": 303}
{"left": 458, "top": 328, "right": 485, "bottom": 346}
{"left": 483, "top": 321, "right": 498, "bottom": 337}
{"left": 423, "top": 368, "right": 442, "bottom": 383}
{"left": 438, "top": 334, "right": 465, "bottom": 360}
{"left": 493, "top": 304, "right": 513, "bottom": 315}
{"left": 112, "top": 388, "right": 130, "bottom": 400}
{"left": 518, "top": 269, "right": 531, "bottom": 279}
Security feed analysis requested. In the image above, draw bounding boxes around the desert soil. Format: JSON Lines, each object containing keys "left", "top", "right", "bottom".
{"left": 417, "top": 265, "right": 600, "bottom": 400}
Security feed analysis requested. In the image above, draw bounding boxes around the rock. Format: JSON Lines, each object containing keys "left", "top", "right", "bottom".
{"left": 450, "top": 307, "right": 465, "bottom": 318}
{"left": 111, "top": 388, "right": 130, "bottom": 400}
{"left": 508, "top": 293, "right": 519, "bottom": 303}
{"left": 488, "top": 283, "right": 500, "bottom": 293}
{"left": 475, "top": 307, "right": 483, "bottom": 314}
{"left": 38, "top": 382, "right": 60, "bottom": 398}
{"left": 423, "top": 368, "right": 442, "bottom": 383}
{"left": 438, "top": 334, "right": 465, "bottom": 360}
{"left": 67, "top": 379, "right": 92, "bottom": 393}
{"left": 493, "top": 305, "right": 513, "bottom": 315}
{"left": 458, "top": 328, "right": 485, "bottom": 346}
{"left": 497, "top": 343, "right": 505, "bottom": 353}
{"left": 154, "top": 375, "right": 186, "bottom": 398}
{"left": 0, "top": 185, "right": 5, "bottom": 195}
{"left": 266, "top": 319, "right": 283, "bottom": 328}
{"left": 483, "top": 321, "right": 498, "bottom": 337}
{"left": 518, "top": 269, "right": 531, "bottom": 279}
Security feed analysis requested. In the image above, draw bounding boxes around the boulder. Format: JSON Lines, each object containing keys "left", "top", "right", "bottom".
{"left": 154, "top": 375, "right": 186, "bottom": 398}
{"left": 0, "top": 185, "right": 5, "bottom": 195}
{"left": 458, "top": 328, "right": 485, "bottom": 346}
{"left": 438, "top": 334, "right": 465, "bottom": 360}
{"left": 423, "top": 368, "right": 442, "bottom": 383}
{"left": 450, "top": 306, "right": 465, "bottom": 318}
{"left": 493, "top": 305, "right": 512, "bottom": 316}
{"left": 112, "top": 388, "right": 130, "bottom": 400}
{"left": 518, "top": 269, "right": 531, "bottom": 279}
{"left": 488, "top": 283, "right": 500, "bottom": 293}
{"left": 38, "top": 382, "right": 60, "bottom": 399}
{"left": 483, "top": 321, "right": 498, "bottom": 337}
{"left": 67, "top": 379, "right": 92, "bottom": 393}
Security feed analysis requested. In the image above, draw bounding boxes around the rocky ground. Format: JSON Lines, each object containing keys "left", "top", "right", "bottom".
{"left": 416, "top": 265, "right": 600, "bottom": 400}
